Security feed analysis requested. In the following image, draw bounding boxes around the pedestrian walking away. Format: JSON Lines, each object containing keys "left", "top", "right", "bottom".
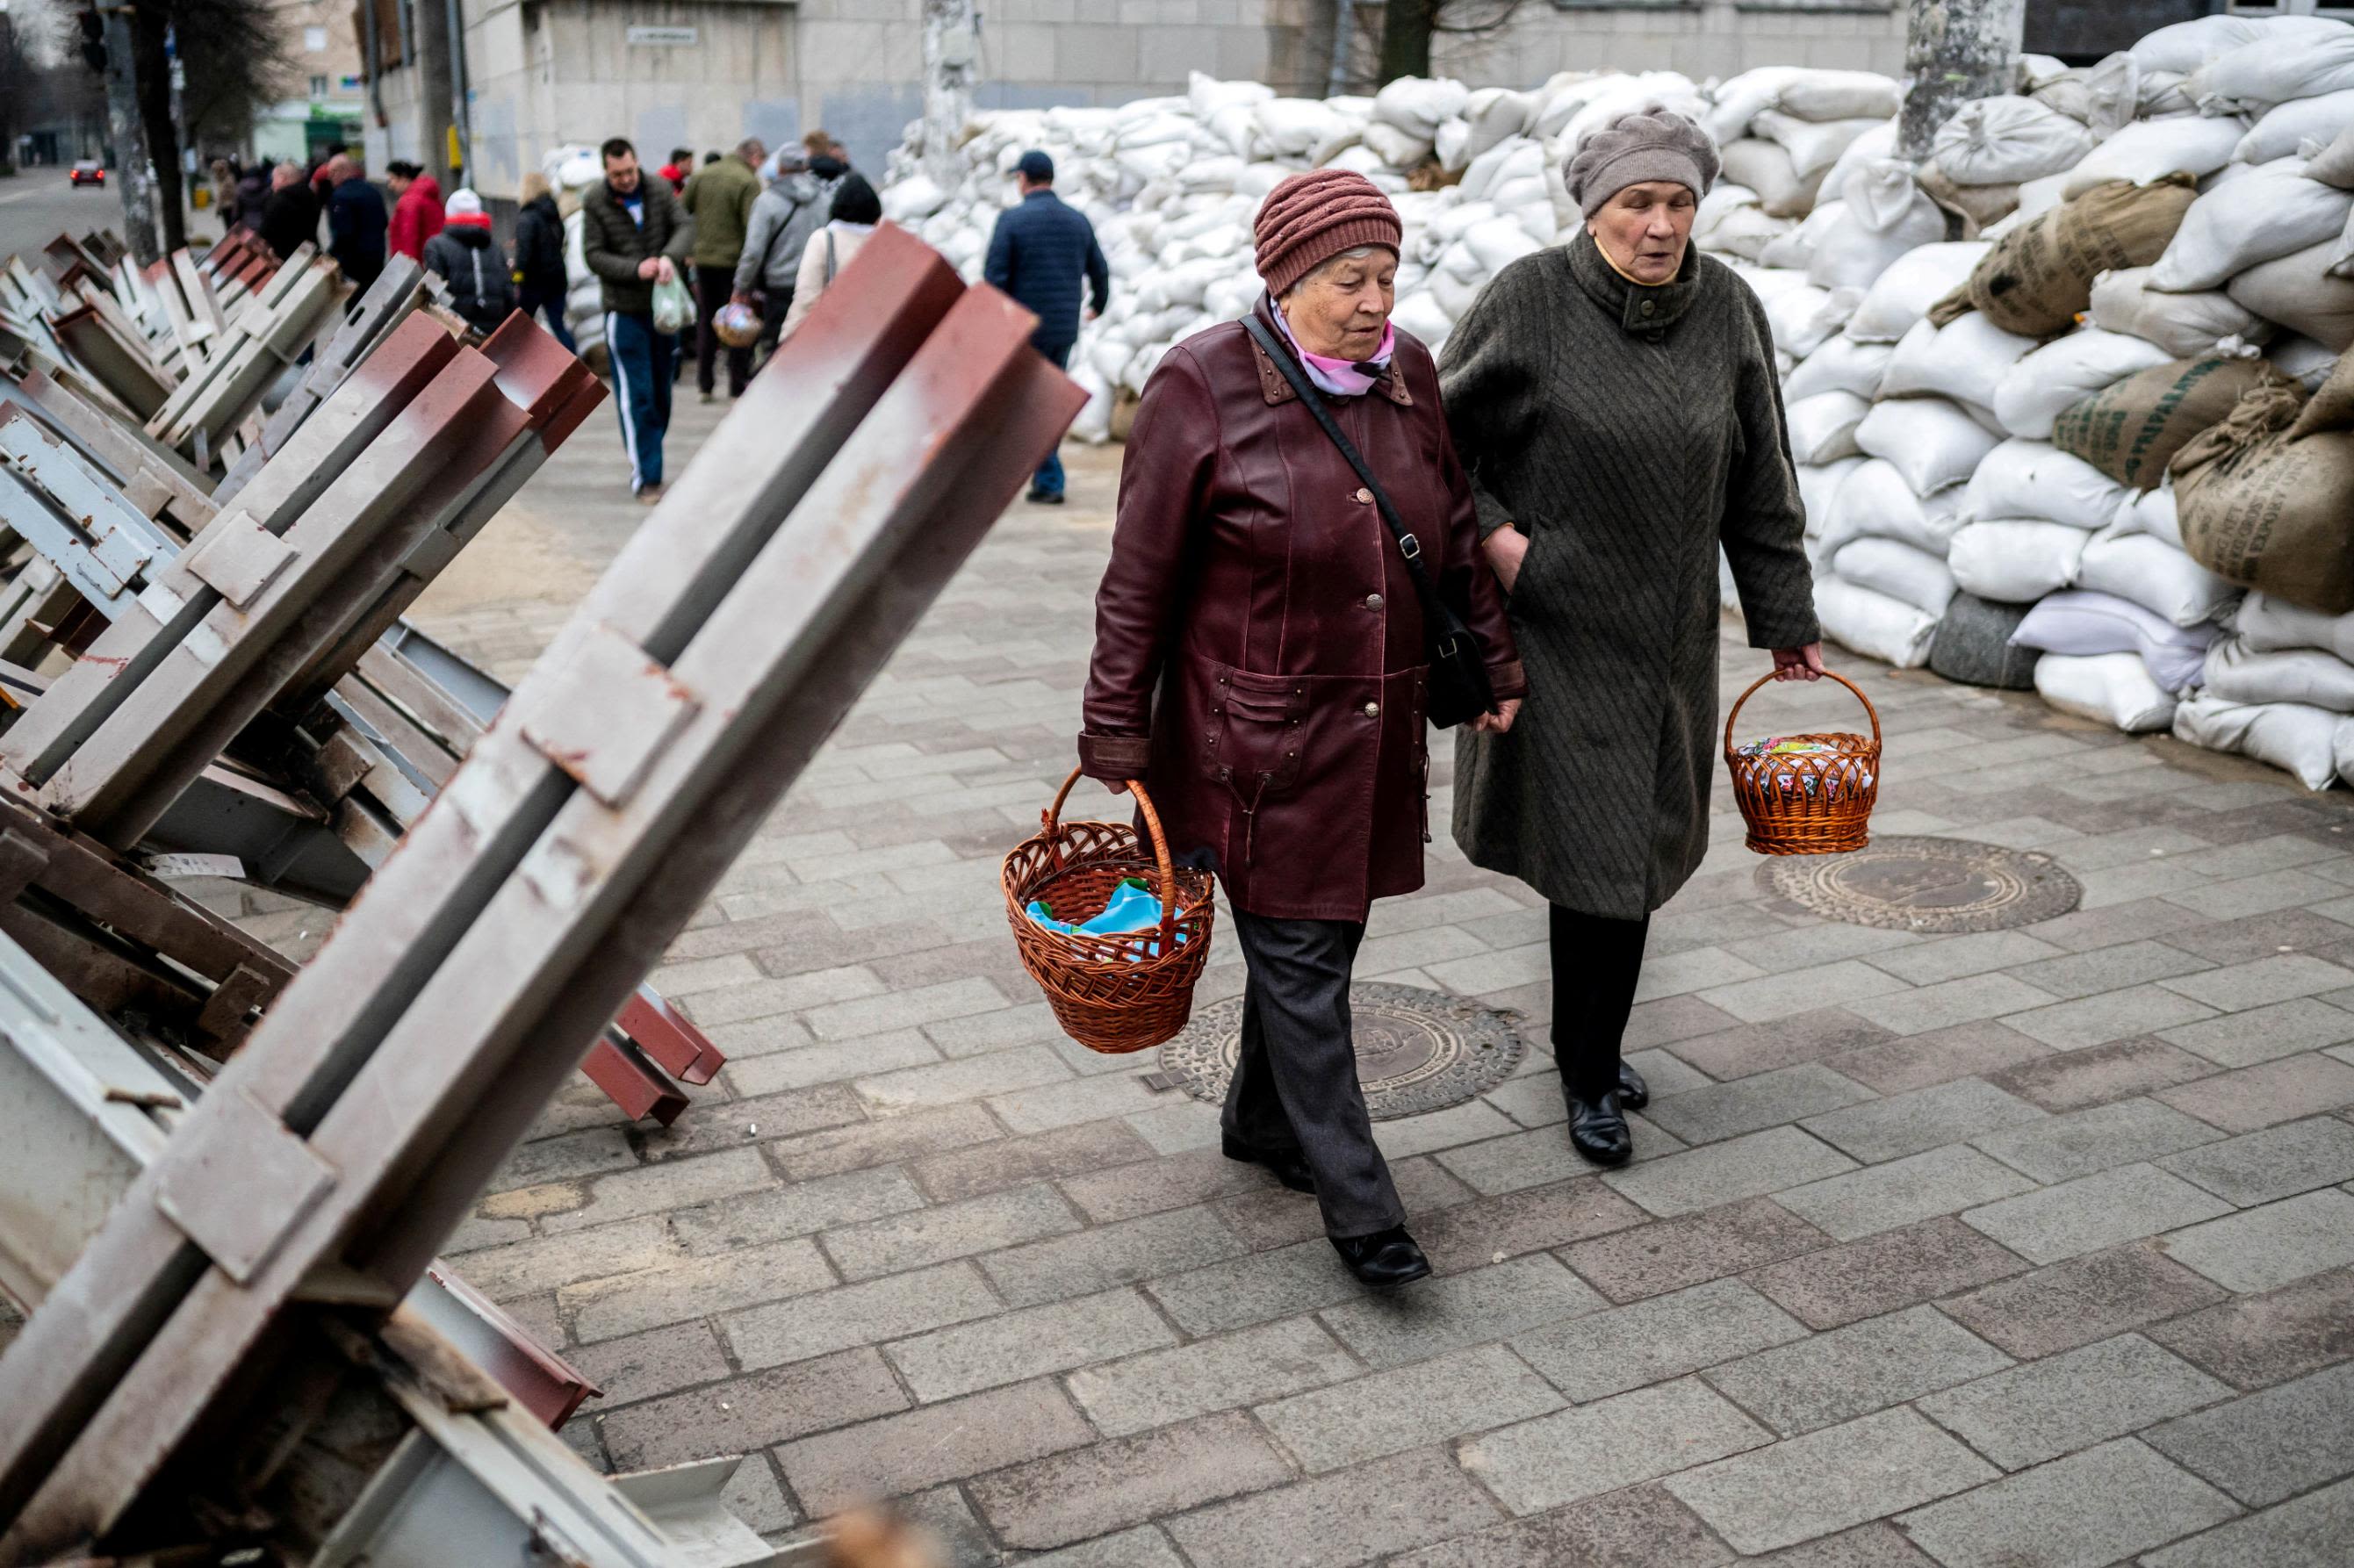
{"left": 1440, "top": 105, "right": 1823, "bottom": 1169}
{"left": 780, "top": 174, "right": 879, "bottom": 336}
{"left": 322, "top": 154, "right": 388, "bottom": 293}
{"left": 580, "top": 136, "right": 693, "bottom": 503}
{"left": 260, "top": 162, "right": 320, "bottom": 263}
{"left": 511, "top": 171, "right": 576, "bottom": 352}
{"left": 658, "top": 148, "right": 694, "bottom": 194}
{"left": 1078, "top": 169, "right": 1525, "bottom": 1290}
{"left": 423, "top": 189, "right": 515, "bottom": 336}
{"left": 733, "top": 151, "right": 834, "bottom": 362}
{"left": 682, "top": 137, "right": 766, "bottom": 401}
{"left": 385, "top": 162, "right": 445, "bottom": 263}
{"left": 983, "top": 149, "right": 1110, "bottom": 504}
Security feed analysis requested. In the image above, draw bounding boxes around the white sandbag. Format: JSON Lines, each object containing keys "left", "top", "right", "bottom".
{"left": 1255, "top": 98, "right": 1350, "bottom": 156}
{"left": 2190, "top": 30, "right": 2354, "bottom": 116}
{"left": 1069, "top": 363, "right": 1113, "bottom": 444}
{"left": 1807, "top": 191, "right": 1945, "bottom": 292}
{"left": 2062, "top": 116, "right": 2247, "bottom": 200}
{"left": 2087, "top": 266, "right": 2273, "bottom": 357}
{"left": 2031, "top": 53, "right": 2141, "bottom": 140}
{"left": 1962, "top": 440, "right": 2133, "bottom": 530}
{"left": 1855, "top": 399, "right": 2003, "bottom": 496}
{"left": 1705, "top": 205, "right": 1796, "bottom": 263}
{"left": 1880, "top": 313, "right": 2039, "bottom": 413}
{"left": 1372, "top": 76, "right": 1469, "bottom": 137}
{"left": 2241, "top": 593, "right": 2354, "bottom": 662}
{"left": 2149, "top": 158, "right": 2353, "bottom": 293}
{"left": 2314, "top": 123, "right": 2354, "bottom": 190}
{"left": 1392, "top": 289, "right": 1455, "bottom": 351}
{"left": 1821, "top": 123, "right": 1902, "bottom": 216}
{"left": 1731, "top": 263, "right": 1818, "bottom": 305}
{"left": 1710, "top": 68, "right": 1901, "bottom": 141}
{"left": 2203, "top": 639, "right": 2354, "bottom": 714}
{"left": 1933, "top": 97, "right": 2098, "bottom": 186}
{"left": 1992, "top": 329, "right": 2176, "bottom": 441}
{"left": 2173, "top": 694, "right": 2347, "bottom": 790}
{"left": 1720, "top": 139, "right": 1824, "bottom": 219}
{"left": 1754, "top": 111, "right": 1884, "bottom": 180}
{"left": 1458, "top": 88, "right": 1537, "bottom": 165}
{"left": 2036, "top": 652, "right": 2178, "bottom": 732}
{"left": 2113, "top": 484, "right": 2185, "bottom": 550}
{"left": 883, "top": 174, "right": 949, "bottom": 223}
{"left": 2012, "top": 590, "right": 2218, "bottom": 694}
{"left": 2231, "top": 244, "right": 2354, "bottom": 352}
{"left": 1559, "top": 75, "right": 1710, "bottom": 155}
{"left": 2238, "top": 90, "right": 2354, "bottom": 166}
{"left": 1816, "top": 576, "right": 1937, "bottom": 668}
{"left": 2076, "top": 527, "right": 2242, "bottom": 629}
{"left": 1760, "top": 200, "right": 1846, "bottom": 272}
{"left": 2132, "top": 15, "right": 2321, "bottom": 77}
{"left": 1784, "top": 334, "right": 1894, "bottom": 402}
{"left": 1948, "top": 520, "right": 2089, "bottom": 602}
{"left": 1764, "top": 283, "right": 1855, "bottom": 359}
{"left": 1361, "top": 121, "right": 1435, "bottom": 169}
{"left": 1844, "top": 242, "right": 1990, "bottom": 342}
{"left": 1187, "top": 73, "right": 1272, "bottom": 115}
{"left": 1462, "top": 217, "right": 1542, "bottom": 276}
{"left": 1788, "top": 391, "right": 1870, "bottom": 464}
{"left": 1818, "top": 458, "right": 1967, "bottom": 557}
{"left": 1434, "top": 119, "right": 1472, "bottom": 173}
{"left": 1796, "top": 456, "right": 1866, "bottom": 537}
{"left": 1832, "top": 536, "right": 1957, "bottom": 616}
{"left": 2270, "top": 334, "right": 2347, "bottom": 390}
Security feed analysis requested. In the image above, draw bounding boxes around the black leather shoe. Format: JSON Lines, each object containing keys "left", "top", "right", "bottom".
{"left": 1026, "top": 488, "right": 1065, "bottom": 505}
{"left": 1566, "top": 1089, "right": 1633, "bottom": 1167}
{"left": 1223, "top": 1134, "right": 1314, "bottom": 1195}
{"left": 1331, "top": 1226, "right": 1431, "bottom": 1287}
{"left": 1617, "top": 1061, "right": 1650, "bottom": 1111}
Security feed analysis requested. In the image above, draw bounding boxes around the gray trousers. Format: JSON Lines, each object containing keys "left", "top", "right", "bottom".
{"left": 1222, "top": 910, "right": 1406, "bottom": 1240}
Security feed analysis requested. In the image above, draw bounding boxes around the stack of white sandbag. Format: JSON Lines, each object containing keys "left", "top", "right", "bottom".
{"left": 2176, "top": 596, "right": 2354, "bottom": 789}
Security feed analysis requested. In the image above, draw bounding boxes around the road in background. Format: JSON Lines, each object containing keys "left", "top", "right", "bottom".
{"left": 0, "top": 169, "right": 220, "bottom": 265}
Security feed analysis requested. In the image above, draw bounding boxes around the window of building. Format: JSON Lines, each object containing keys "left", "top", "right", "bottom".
{"left": 310, "top": 74, "right": 330, "bottom": 97}
{"left": 305, "top": 25, "right": 327, "bottom": 51}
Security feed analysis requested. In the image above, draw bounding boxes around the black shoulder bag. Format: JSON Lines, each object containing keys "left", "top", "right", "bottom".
{"left": 1242, "top": 313, "right": 1497, "bottom": 730}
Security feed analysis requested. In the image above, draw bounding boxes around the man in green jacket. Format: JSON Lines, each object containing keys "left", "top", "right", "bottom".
{"left": 580, "top": 137, "right": 695, "bottom": 502}
{"left": 681, "top": 137, "right": 766, "bottom": 403}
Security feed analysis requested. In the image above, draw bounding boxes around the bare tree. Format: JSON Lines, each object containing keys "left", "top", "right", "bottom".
{"left": 125, "top": 0, "right": 292, "bottom": 251}
{"left": 1374, "top": 0, "right": 1528, "bottom": 87}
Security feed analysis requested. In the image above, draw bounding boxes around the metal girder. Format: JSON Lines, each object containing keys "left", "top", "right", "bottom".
{"left": 0, "top": 356, "right": 215, "bottom": 537}
{"left": 0, "top": 406, "right": 180, "bottom": 618}
{"left": 48, "top": 306, "right": 173, "bottom": 423}
{"left": 147, "top": 254, "right": 341, "bottom": 464}
{"left": 0, "top": 223, "right": 1081, "bottom": 1556}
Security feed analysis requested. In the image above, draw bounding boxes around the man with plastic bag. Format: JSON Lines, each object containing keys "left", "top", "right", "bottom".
{"left": 581, "top": 136, "right": 695, "bottom": 504}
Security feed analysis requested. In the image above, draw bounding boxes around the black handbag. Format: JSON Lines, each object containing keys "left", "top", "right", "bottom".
{"left": 1242, "top": 313, "right": 1498, "bottom": 730}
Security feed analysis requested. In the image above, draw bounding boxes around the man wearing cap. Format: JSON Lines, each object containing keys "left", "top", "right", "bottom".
{"left": 983, "top": 149, "right": 1110, "bottom": 504}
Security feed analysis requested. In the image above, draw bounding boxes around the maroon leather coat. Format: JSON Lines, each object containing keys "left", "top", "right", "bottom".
{"left": 1077, "top": 300, "right": 1526, "bottom": 922}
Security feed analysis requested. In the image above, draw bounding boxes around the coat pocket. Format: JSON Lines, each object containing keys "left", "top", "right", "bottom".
{"left": 1202, "top": 667, "right": 1305, "bottom": 795}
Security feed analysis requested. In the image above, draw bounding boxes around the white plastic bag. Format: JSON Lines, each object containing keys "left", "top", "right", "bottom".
{"left": 1933, "top": 96, "right": 2098, "bottom": 186}
{"left": 1879, "top": 313, "right": 2039, "bottom": 413}
{"left": 2075, "top": 527, "right": 2242, "bottom": 629}
{"left": 1948, "top": 520, "right": 2089, "bottom": 602}
{"left": 1816, "top": 576, "right": 1937, "bottom": 668}
{"left": 1832, "top": 536, "right": 1957, "bottom": 616}
{"left": 2173, "top": 695, "right": 2348, "bottom": 790}
{"left": 1784, "top": 334, "right": 1894, "bottom": 402}
{"left": 1787, "top": 391, "right": 1870, "bottom": 465}
{"left": 1844, "top": 243, "right": 1990, "bottom": 342}
{"left": 1992, "top": 329, "right": 2176, "bottom": 441}
{"left": 2087, "top": 266, "right": 2274, "bottom": 357}
{"left": 1962, "top": 440, "right": 2132, "bottom": 531}
{"left": 2012, "top": 590, "right": 2218, "bottom": 694}
{"left": 2036, "top": 652, "right": 2178, "bottom": 732}
{"left": 1855, "top": 399, "right": 2002, "bottom": 496}
{"left": 2203, "top": 639, "right": 2354, "bottom": 714}
{"left": 2150, "top": 159, "right": 2353, "bottom": 293}
{"left": 651, "top": 274, "right": 695, "bottom": 335}
{"left": 1818, "top": 458, "right": 1967, "bottom": 557}
{"left": 2062, "top": 117, "right": 2247, "bottom": 199}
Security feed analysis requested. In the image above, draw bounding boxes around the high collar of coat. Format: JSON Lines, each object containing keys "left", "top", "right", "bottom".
{"left": 1248, "top": 297, "right": 1413, "bottom": 408}
{"left": 1566, "top": 227, "right": 1703, "bottom": 335}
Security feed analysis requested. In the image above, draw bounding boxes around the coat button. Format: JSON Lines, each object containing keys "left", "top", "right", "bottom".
{"left": 1355, "top": 487, "right": 1372, "bottom": 503}
{"left": 1364, "top": 701, "right": 1380, "bottom": 717}
{"left": 1639, "top": 299, "right": 1656, "bottom": 316}
{"left": 1365, "top": 593, "right": 1385, "bottom": 610}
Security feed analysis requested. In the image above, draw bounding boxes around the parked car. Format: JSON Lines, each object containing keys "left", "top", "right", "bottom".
{"left": 68, "top": 161, "right": 104, "bottom": 187}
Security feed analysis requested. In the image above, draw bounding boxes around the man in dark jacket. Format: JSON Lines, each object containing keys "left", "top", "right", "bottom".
{"left": 983, "top": 149, "right": 1109, "bottom": 503}
{"left": 323, "top": 155, "right": 388, "bottom": 291}
{"left": 259, "top": 162, "right": 320, "bottom": 263}
{"left": 580, "top": 136, "right": 694, "bottom": 502}
{"left": 513, "top": 173, "right": 574, "bottom": 350}
{"left": 422, "top": 189, "right": 515, "bottom": 335}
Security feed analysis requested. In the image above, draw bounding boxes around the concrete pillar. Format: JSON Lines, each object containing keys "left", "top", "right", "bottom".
{"left": 922, "top": 0, "right": 977, "bottom": 192}
{"left": 1898, "top": 0, "right": 2026, "bottom": 161}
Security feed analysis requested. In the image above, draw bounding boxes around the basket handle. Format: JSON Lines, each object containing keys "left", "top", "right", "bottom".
{"left": 1044, "top": 767, "right": 1181, "bottom": 946}
{"left": 1724, "top": 668, "right": 1882, "bottom": 758}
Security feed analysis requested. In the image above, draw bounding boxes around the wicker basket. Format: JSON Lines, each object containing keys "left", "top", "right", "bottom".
{"left": 1724, "top": 670, "right": 1882, "bottom": 855}
{"left": 1004, "top": 768, "right": 1216, "bottom": 1054}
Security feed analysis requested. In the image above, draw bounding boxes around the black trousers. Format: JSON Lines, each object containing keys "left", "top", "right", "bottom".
{"left": 1222, "top": 910, "right": 1405, "bottom": 1240}
{"left": 695, "top": 266, "right": 751, "bottom": 397}
{"left": 1551, "top": 905, "right": 1652, "bottom": 1099}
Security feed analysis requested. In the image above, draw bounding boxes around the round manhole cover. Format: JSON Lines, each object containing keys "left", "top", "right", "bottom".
{"left": 1157, "top": 982, "right": 1525, "bottom": 1119}
{"left": 1757, "top": 835, "right": 2083, "bottom": 933}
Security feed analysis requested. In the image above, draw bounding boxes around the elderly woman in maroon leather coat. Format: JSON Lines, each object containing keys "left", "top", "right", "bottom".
{"left": 1076, "top": 171, "right": 1525, "bottom": 1288}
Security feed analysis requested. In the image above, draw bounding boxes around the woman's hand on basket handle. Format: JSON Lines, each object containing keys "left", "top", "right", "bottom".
{"left": 1471, "top": 699, "right": 1521, "bottom": 735}
{"left": 1771, "top": 644, "right": 1825, "bottom": 683}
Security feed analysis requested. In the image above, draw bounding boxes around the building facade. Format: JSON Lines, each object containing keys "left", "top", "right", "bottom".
{"left": 254, "top": 0, "right": 366, "bottom": 165}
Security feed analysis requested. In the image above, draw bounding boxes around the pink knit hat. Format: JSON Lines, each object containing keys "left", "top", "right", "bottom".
{"left": 1254, "top": 169, "right": 1403, "bottom": 297}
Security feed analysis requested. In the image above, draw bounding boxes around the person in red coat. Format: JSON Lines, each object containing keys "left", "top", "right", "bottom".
{"left": 385, "top": 162, "right": 444, "bottom": 262}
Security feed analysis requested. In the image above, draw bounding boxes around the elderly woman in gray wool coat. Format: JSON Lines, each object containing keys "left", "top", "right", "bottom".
{"left": 1439, "top": 106, "right": 1824, "bottom": 1168}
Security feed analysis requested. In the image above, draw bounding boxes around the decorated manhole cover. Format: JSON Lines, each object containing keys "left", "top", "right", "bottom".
{"left": 1156, "top": 982, "right": 1525, "bottom": 1119}
{"left": 1757, "top": 834, "right": 2083, "bottom": 933}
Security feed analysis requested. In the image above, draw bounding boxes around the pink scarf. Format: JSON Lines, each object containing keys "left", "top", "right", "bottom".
{"left": 1270, "top": 299, "right": 1394, "bottom": 399}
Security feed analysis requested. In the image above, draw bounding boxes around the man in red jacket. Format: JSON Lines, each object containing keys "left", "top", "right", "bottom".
{"left": 385, "top": 162, "right": 445, "bottom": 262}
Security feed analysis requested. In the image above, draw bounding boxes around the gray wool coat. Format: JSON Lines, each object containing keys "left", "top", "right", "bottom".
{"left": 1438, "top": 229, "right": 1820, "bottom": 921}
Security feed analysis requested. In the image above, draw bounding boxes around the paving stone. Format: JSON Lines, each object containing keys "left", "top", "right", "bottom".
{"left": 565, "top": 1322, "right": 732, "bottom": 1410}
{"left": 1664, "top": 1406, "right": 1998, "bottom": 1556}
{"left": 1146, "top": 1238, "right": 1364, "bottom": 1336}
{"left": 1863, "top": 931, "right": 2069, "bottom": 987}
{"left": 452, "top": 1217, "right": 680, "bottom": 1302}
{"left": 1058, "top": 1146, "right": 1278, "bottom": 1223}
{"left": 1560, "top": 1198, "right": 1832, "bottom": 1303}
{"left": 1962, "top": 1163, "right": 2232, "bottom": 1265}
{"left": 1702, "top": 1304, "right": 2014, "bottom": 1436}
{"left": 1666, "top": 1009, "right": 1898, "bottom": 1081}
{"left": 723, "top": 1028, "right": 943, "bottom": 1096}
{"left": 2002, "top": 985, "right": 2220, "bottom": 1051}
{"left": 1602, "top": 1126, "right": 1859, "bottom": 1218}
{"left": 2015, "top": 895, "right": 2212, "bottom": 953}
{"left": 2158, "top": 997, "right": 2354, "bottom": 1069}
{"left": 723, "top": 1261, "right": 1002, "bottom": 1370}
{"left": 1746, "top": 1521, "right": 1938, "bottom": 1566}
{"left": 1386, "top": 1483, "right": 1732, "bottom": 1568}
{"left": 1868, "top": 974, "right": 2062, "bottom": 1039}
{"left": 564, "top": 1238, "right": 837, "bottom": 1342}
{"left": 802, "top": 975, "right": 1010, "bottom": 1040}
{"left": 1409, "top": 1176, "right": 1645, "bottom": 1275}
{"left": 1697, "top": 961, "right": 1914, "bottom": 1025}
{"left": 1255, "top": 1343, "right": 1562, "bottom": 1474}
{"left": 1639, "top": 1064, "right": 1877, "bottom": 1147}
{"left": 1464, "top": 1377, "right": 1772, "bottom": 1515}
{"left": 2156, "top": 1051, "right": 2354, "bottom": 1133}
{"left": 853, "top": 1044, "right": 1072, "bottom": 1114}
{"left": 1319, "top": 1252, "right": 1608, "bottom": 1370}
{"left": 1799, "top": 1078, "right": 2046, "bottom": 1164}
{"left": 1065, "top": 1319, "right": 1360, "bottom": 1439}
{"left": 1984, "top": 1036, "right": 2217, "bottom": 1112}
{"left": 1745, "top": 1216, "right": 2027, "bottom": 1330}
{"left": 990, "top": 1072, "right": 1167, "bottom": 1134}
{"left": 2158, "top": 1189, "right": 2354, "bottom": 1293}
{"left": 719, "top": 1453, "right": 798, "bottom": 1535}
{"left": 670, "top": 1166, "right": 926, "bottom": 1255}
{"left": 1915, "top": 1334, "right": 2232, "bottom": 1472}
{"left": 1013, "top": 1526, "right": 1185, "bottom": 1567}
{"left": 637, "top": 1083, "right": 871, "bottom": 1162}
{"left": 1893, "top": 1438, "right": 2239, "bottom": 1568}
{"left": 776, "top": 1378, "right": 1097, "bottom": 1514}
{"left": 1215, "top": 1156, "right": 1472, "bottom": 1253}
{"left": 493, "top": 1126, "right": 637, "bottom": 1190}
{"left": 1436, "top": 1126, "right": 1623, "bottom": 1196}
{"left": 2161, "top": 953, "right": 2354, "bottom": 1012}
{"left": 983, "top": 1205, "right": 1245, "bottom": 1306}
{"left": 1161, "top": 1445, "right": 1500, "bottom": 1567}
{"left": 1371, "top": 1098, "right": 1530, "bottom": 1161}
{"left": 1623, "top": 1047, "right": 1714, "bottom": 1097}
{"left": 968, "top": 1410, "right": 1294, "bottom": 1551}
{"left": 1778, "top": 1146, "right": 2041, "bottom": 1242}
{"left": 2004, "top": 940, "right": 2214, "bottom": 1002}
{"left": 768, "top": 1103, "right": 1003, "bottom": 1181}
{"left": 1940, "top": 1243, "right": 2229, "bottom": 1360}
{"left": 1969, "top": 1097, "right": 2222, "bottom": 1188}
{"left": 1632, "top": 945, "right": 1771, "bottom": 1003}
{"left": 1512, "top": 1277, "right": 1808, "bottom": 1403}
{"left": 2146, "top": 1265, "right": 2354, "bottom": 1390}
{"left": 2158, "top": 1115, "right": 2354, "bottom": 1207}
{"left": 1625, "top": 993, "right": 1744, "bottom": 1052}
{"left": 819, "top": 1182, "right": 1080, "bottom": 1281}
{"left": 601, "top": 1347, "right": 907, "bottom": 1469}
{"left": 1824, "top": 1020, "right": 2055, "bottom": 1097}
{"left": 910, "top": 1119, "right": 1157, "bottom": 1203}
{"left": 884, "top": 1286, "right": 1176, "bottom": 1403}
{"left": 2142, "top": 1477, "right": 2354, "bottom": 1568}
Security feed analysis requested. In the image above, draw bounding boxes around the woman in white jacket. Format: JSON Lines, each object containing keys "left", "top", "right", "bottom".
{"left": 782, "top": 174, "right": 881, "bottom": 334}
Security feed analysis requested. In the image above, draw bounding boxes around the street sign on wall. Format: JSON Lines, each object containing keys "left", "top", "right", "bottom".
{"left": 626, "top": 25, "right": 697, "bottom": 45}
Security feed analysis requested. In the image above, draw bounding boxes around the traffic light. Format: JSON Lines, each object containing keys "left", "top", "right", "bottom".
{"left": 78, "top": 8, "right": 104, "bottom": 73}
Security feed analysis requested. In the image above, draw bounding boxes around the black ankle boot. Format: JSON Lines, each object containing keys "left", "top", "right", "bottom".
{"left": 1222, "top": 1134, "right": 1314, "bottom": 1195}
{"left": 1617, "top": 1061, "right": 1649, "bottom": 1111}
{"left": 1331, "top": 1226, "right": 1431, "bottom": 1287}
{"left": 1565, "top": 1088, "right": 1633, "bottom": 1167}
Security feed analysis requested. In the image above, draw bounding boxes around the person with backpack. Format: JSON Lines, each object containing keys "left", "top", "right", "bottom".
{"left": 422, "top": 190, "right": 515, "bottom": 335}
{"left": 385, "top": 161, "right": 445, "bottom": 263}
{"left": 732, "top": 151, "right": 834, "bottom": 361}
{"left": 511, "top": 171, "right": 575, "bottom": 351}
{"left": 781, "top": 174, "right": 882, "bottom": 335}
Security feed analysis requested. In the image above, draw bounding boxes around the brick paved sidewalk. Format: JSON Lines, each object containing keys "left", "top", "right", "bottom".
{"left": 336, "top": 408, "right": 2354, "bottom": 1562}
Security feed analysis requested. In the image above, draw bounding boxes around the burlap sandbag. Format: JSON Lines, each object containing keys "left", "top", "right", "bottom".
{"left": 2172, "top": 350, "right": 2354, "bottom": 614}
{"left": 2052, "top": 354, "right": 2296, "bottom": 490}
{"left": 1927, "top": 174, "right": 2197, "bottom": 338}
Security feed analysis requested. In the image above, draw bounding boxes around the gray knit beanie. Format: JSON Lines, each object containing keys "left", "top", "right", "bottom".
{"left": 1565, "top": 105, "right": 1719, "bottom": 218}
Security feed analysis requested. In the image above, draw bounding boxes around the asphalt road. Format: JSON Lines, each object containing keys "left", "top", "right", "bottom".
{"left": 0, "top": 169, "right": 220, "bottom": 266}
